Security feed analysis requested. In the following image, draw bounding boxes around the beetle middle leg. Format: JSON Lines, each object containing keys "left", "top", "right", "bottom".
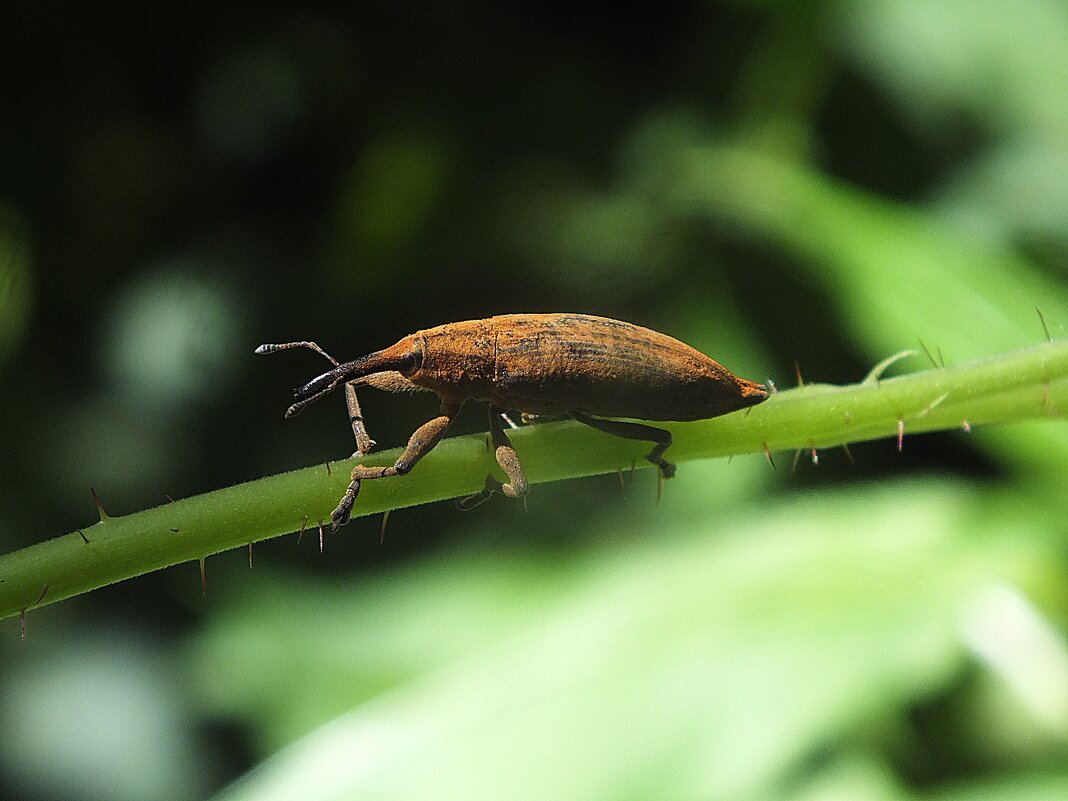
{"left": 331, "top": 403, "right": 460, "bottom": 530}
{"left": 572, "top": 413, "right": 676, "bottom": 479}
{"left": 458, "top": 405, "right": 529, "bottom": 510}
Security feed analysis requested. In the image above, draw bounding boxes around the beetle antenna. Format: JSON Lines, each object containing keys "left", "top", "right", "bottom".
{"left": 255, "top": 341, "right": 340, "bottom": 367}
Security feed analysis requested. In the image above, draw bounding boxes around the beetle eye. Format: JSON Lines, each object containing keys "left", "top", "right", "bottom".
{"left": 404, "top": 347, "right": 423, "bottom": 374}
{"left": 405, "top": 348, "right": 422, "bottom": 373}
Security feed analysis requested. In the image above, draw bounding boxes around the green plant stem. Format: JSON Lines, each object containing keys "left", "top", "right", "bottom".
{"left": 1, "top": 340, "right": 1066, "bottom": 621}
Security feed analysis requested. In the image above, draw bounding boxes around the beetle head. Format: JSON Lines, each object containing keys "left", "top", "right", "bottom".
{"left": 286, "top": 346, "right": 421, "bottom": 417}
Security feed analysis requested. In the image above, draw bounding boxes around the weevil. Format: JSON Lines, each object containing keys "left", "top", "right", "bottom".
{"left": 256, "top": 313, "right": 769, "bottom": 529}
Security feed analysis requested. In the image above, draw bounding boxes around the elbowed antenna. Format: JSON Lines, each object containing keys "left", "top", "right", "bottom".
{"left": 255, "top": 340, "right": 340, "bottom": 366}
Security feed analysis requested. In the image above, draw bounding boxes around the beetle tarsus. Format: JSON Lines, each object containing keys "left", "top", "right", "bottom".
{"left": 457, "top": 476, "right": 501, "bottom": 510}
{"left": 330, "top": 481, "right": 359, "bottom": 530}
{"left": 573, "top": 413, "right": 676, "bottom": 481}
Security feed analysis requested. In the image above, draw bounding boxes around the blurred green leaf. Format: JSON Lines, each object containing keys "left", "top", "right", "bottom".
{"left": 836, "top": 0, "right": 1068, "bottom": 139}
{"left": 0, "top": 629, "right": 211, "bottom": 801}
{"left": 0, "top": 207, "right": 32, "bottom": 365}
{"left": 198, "top": 480, "right": 1062, "bottom": 801}
{"left": 327, "top": 132, "right": 453, "bottom": 284}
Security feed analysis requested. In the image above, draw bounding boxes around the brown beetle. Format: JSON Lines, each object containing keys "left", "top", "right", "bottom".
{"left": 257, "top": 313, "right": 768, "bottom": 529}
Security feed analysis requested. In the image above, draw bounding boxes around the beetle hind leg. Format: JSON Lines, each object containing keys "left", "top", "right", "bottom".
{"left": 573, "top": 413, "right": 676, "bottom": 479}
{"left": 458, "top": 405, "right": 529, "bottom": 510}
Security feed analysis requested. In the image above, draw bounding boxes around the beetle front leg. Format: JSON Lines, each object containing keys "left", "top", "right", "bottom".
{"left": 344, "top": 381, "right": 376, "bottom": 457}
{"left": 573, "top": 413, "right": 676, "bottom": 479}
{"left": 331, "top": 403, "right": 460, "bottom": 530}
{"left": 458, "top": 405, "right": 529, "bottom": 510}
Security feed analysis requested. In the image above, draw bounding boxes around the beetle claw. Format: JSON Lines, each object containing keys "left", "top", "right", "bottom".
{"left": 329, "top": 504, "right": 351, "bottom": 531}
{"left": 330, "top": 478, "right": 361, "bottom": 530}
{"left": 330, "top": 508, "right": 350, "bottom": 530}
{"left": 456, "top": 475, "right": 501, "bottom": 511}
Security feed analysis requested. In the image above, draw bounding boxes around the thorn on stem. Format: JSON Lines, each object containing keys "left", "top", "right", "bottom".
{"left": 897, "top": 418, "right": 905, "bottom": 452}
{"left": 77, "top": 530, "right": 90, "bottom": 544}
{"left": 34, "top": 585, "right": 50, "bottom": 607}
{"left": 762, "top": 442, "right": 776, "bottom": 470}
{"left": 325, "top": 458, "right": 332, "bottom": 476}
{"left": 1037, "top": 306, "right": 1052, "bottom": 343}
{"left": 790, "top": 448, "right": 802, "bottom": 474}
{"left": 296, "top": 516, "right": 309, "bottom": 545}
{"left": 248, "top": 543, "right": 254, "bottom": 568}
{"left": 20, "top": 609, "right": 26, "bottom": 642}
{"left": 918, "top": 339, "right": 939, "bottom": 369}
{"left": 380, "top": 509, "right": 390, "bottom": 545}
{"left": 841, "top": 443, "right": 856, "bottom": 466}
{"left": 794, "top": 361, "right": 804, "bottom": 387}
{"left": 918, "top": 393, "right": 949, "bottom": 417}
{"left": 199, "top": 558, "right": 207, "bottom": 596}
{"left": 90, "top": 487, "right": 109, "bottom": 521}
{"left": 318, "top": 519, "right": 325, "bottom": 554}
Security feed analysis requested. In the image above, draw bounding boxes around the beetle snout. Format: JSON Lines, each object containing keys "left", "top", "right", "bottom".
{"left": 284, "top": 366, "right": 347, "bottom": 418}
{"left": 293, "top": 369, "right": 338, "bottom": 402}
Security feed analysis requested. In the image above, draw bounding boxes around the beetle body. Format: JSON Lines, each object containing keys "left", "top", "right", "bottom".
{"left": 258, "top": 313, "right": 768, "bottom": 528}
{"left": 312, "top": 314, "right": 768, "bottom": 419}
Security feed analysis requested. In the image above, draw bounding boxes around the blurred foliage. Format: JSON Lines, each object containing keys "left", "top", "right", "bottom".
{"left": 1, "top": 2, "right": 1067, "bottom": 801}
{"left": 0, "top": 209, "right": 32, "bottom": 365}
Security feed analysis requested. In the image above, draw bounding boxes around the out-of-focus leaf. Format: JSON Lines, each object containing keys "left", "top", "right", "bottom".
{"left": 932, "top": 775, "right": 1068, "bottom": 801}
{"left": 198, "top": 481, "right": 1057, "bottom": 801}
{"left": 835, "top": 0, "right": 1068, "bottom": 139}
{"left": 931, "top": 142, "right": 1068, "bottom": 249}
{"left": 0, "top": 628, "right": 211, "bottom": 801}
{"left": 326, "top": 132, "right": 452, "bottom": 286}
{"left": 0, "top": 208, "right": 32, "bottom": 365}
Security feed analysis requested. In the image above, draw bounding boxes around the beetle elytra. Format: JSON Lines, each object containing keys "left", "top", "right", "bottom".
{"left": 257, "top": 313, "right": 769, "bottom": 529}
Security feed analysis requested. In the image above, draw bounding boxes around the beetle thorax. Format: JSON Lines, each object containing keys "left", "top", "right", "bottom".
{"left": 409, "top": 321, "right": 498, "bottom": 402}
